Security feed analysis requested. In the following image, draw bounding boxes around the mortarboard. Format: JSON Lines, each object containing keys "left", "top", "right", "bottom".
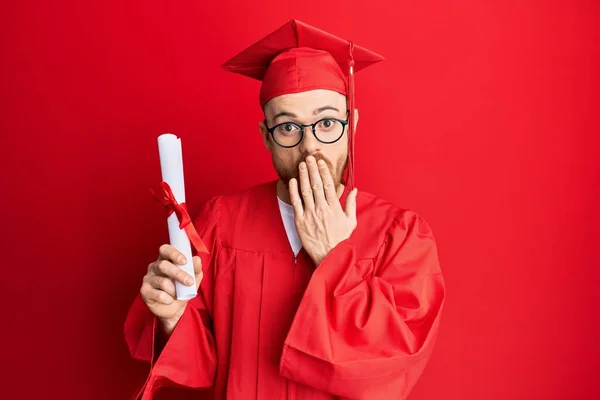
{"left": 221, "top": 19, "right": 385, "bottom": 190}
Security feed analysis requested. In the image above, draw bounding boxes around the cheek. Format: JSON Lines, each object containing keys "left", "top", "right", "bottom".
{"left": 273, "top": 148, "right": 297, "bottom": 165}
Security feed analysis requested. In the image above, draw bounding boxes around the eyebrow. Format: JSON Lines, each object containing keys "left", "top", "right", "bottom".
{"left": 272, "top": 111, "right": 298, "bottom": 120}
{"left": 313, "top": 106, "right": 340, "bottom": 115}
{"left": 272, "top": 106, "right": 341, "bottom": 121}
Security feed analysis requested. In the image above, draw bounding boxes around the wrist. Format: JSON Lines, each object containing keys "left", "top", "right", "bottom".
{"left": 312, "top": 238, "right": 349, "bottom": 266}
{"left": 312, "top": 248, "right": 329, "bottom": 267}
{"left": 159, "top": 309, "right": 185, "bottom": 337}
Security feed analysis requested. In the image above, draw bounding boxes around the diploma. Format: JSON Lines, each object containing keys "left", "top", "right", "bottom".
{"left": 157, "top": 133, "right": 196, "bottom": 301}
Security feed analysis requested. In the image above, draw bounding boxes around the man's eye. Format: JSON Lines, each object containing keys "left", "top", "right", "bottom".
{"left": 318, "top": 119, "right": 335, "bottom": 130}
{"left": 279, "top": 124, "right": 298, "bottom": 133}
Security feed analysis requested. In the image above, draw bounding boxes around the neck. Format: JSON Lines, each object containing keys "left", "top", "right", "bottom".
{"left": 277, "top": 179, "right": 345, "bottom": 205}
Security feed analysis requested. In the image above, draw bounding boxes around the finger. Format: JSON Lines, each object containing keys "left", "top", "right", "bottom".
{"left": 158, "top": 244, "right": 187, "bottom": 265}
{"left": 192, "top": 256, "right": 203, "bottom": 276}
{"left": 146, "top": 274, "right": 177, "bottom": 298}
{"left": 140, "top": 283, "right": 174, "bottom": 305}
{"left": 306, "top": 156, "right": 327, "bottom": 208}
{"left": 318, "top": 159, "right": 338, "bottom": 207}
{"left": 289, "top": 178, "right": 304, "bottom": 218}
{"left": 152, "top": 260, "right": 195, "bottom": 287}
{"left": 299, "top": 161, "right": 315, "bottom": 210}
{"left": 193, "top": 256, "right": 204, "bottom": 289}
{"left": 344, "top": 188, "right": 358, "bottom": 221}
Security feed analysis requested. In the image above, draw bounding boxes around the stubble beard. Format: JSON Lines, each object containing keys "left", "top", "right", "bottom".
{"left": 273, "top": 151, "right": 348, "bottom": 192}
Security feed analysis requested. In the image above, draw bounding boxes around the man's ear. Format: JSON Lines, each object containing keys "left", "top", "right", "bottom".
{"left": 353, "top": 108, "right": 359, "bottom": 133}
{"left": 259, "top": 120, "right": 273, "bottom": 152}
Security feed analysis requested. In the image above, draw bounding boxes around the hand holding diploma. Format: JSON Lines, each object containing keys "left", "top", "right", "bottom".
{"left": 139, "top": 133, "right": 210, "bottom": 335}
{"left": 140, "top": 245, "right": 204, "bottom": 336}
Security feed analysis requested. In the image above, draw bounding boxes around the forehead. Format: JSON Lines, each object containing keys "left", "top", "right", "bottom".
{"left": 264, "top": 89, "right": 347, "bottom": 117}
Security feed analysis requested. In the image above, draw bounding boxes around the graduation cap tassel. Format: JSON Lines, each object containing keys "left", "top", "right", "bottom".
{"left": 347, "top": 41, "right": 356, "bottom": 191}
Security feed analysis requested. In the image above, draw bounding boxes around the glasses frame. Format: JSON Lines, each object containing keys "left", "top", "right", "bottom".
{"left": 265, "top": 112, "right": 349, "bottom": 148}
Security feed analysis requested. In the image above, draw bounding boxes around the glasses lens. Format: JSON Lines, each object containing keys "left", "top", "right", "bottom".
{"left": 314, "top": 119, "right": 345, "bottom": 143}
{"left": 274, "top": 123, "right": 302, "bottom": 147}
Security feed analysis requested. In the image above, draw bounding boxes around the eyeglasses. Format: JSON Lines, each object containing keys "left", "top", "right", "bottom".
{"left": 265, "top": 114, "right": 349, "bottom": 148}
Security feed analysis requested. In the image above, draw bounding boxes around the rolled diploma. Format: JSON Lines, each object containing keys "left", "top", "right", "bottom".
{"left": 157, "top": 133, "right": 196, "bottom": 301}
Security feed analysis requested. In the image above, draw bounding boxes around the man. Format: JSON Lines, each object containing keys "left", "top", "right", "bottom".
{"left": 124, "top": 19, "right": 445, "bottom": 400}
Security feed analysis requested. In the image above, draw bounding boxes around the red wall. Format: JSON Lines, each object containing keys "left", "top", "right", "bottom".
{"left": 1, "top": 1, "right": 598, "bottom": 399}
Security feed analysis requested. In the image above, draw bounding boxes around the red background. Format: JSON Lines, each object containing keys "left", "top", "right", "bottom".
{"left": 1, "top": 0, "right": 599, "bottom": 399}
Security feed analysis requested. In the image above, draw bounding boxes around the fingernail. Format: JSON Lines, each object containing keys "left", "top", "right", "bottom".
{"left": 185, "top": 277, "right": 193, "bottom": 286}
{"left": 299, "top": 163, "right": 306, "bottom": 170}
{"left": 307, "top": 156, "right": 315, "bottom": 163}
{"left": 318, "top": 160, "right": 326, "bottom": 167}
{"left": 179, "top": 257, "right": 186, "bottom": 265}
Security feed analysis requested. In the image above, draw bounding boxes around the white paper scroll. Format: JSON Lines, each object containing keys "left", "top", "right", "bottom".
{"left": 157, "top": 133, "right": 196, "bottom": 301}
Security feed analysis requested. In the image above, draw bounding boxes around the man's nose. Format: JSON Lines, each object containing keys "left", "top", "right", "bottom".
{"left": 299, "top": 127, "right": 320, "bottom": 154}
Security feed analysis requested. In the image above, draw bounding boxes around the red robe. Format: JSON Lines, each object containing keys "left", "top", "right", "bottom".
{"left": 124, "top": 180, "right": 445, "bottom": 399}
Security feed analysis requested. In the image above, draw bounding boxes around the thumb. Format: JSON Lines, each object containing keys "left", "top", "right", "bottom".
{"left": 344, "top": 188, "right": 358, "bottom": 220}
{"left": 193, "top": 256, "right": 204, "bottom": 289}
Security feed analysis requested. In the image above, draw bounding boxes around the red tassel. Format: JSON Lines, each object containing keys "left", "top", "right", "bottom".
{"left": 346, "top": 41, "right": 356, "bottom": 191}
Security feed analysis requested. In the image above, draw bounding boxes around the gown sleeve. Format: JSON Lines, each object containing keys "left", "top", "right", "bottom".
{"left": 279, "top": 209, "right": 446, "bottom": 400}
{"left": 123, "top": 196, "right": 222, "bottom": 400}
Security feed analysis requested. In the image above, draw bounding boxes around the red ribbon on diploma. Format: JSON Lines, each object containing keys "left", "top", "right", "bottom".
{"left": 151, "top": 181, "right": 209, "bottom": 255}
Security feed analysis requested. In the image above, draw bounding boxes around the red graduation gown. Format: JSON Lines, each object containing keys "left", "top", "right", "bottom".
{"left": 124, "top": 180, "right": 445, "bottom": 399}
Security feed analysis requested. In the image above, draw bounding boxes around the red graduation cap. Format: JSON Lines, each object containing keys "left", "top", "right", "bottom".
{"left": 222, "top": 19, "right": 384, "bottom": 190}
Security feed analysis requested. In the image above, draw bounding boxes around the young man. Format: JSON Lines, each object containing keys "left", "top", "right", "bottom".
{"left": 124, "top": 19, "right": 445, "bottom": 400}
